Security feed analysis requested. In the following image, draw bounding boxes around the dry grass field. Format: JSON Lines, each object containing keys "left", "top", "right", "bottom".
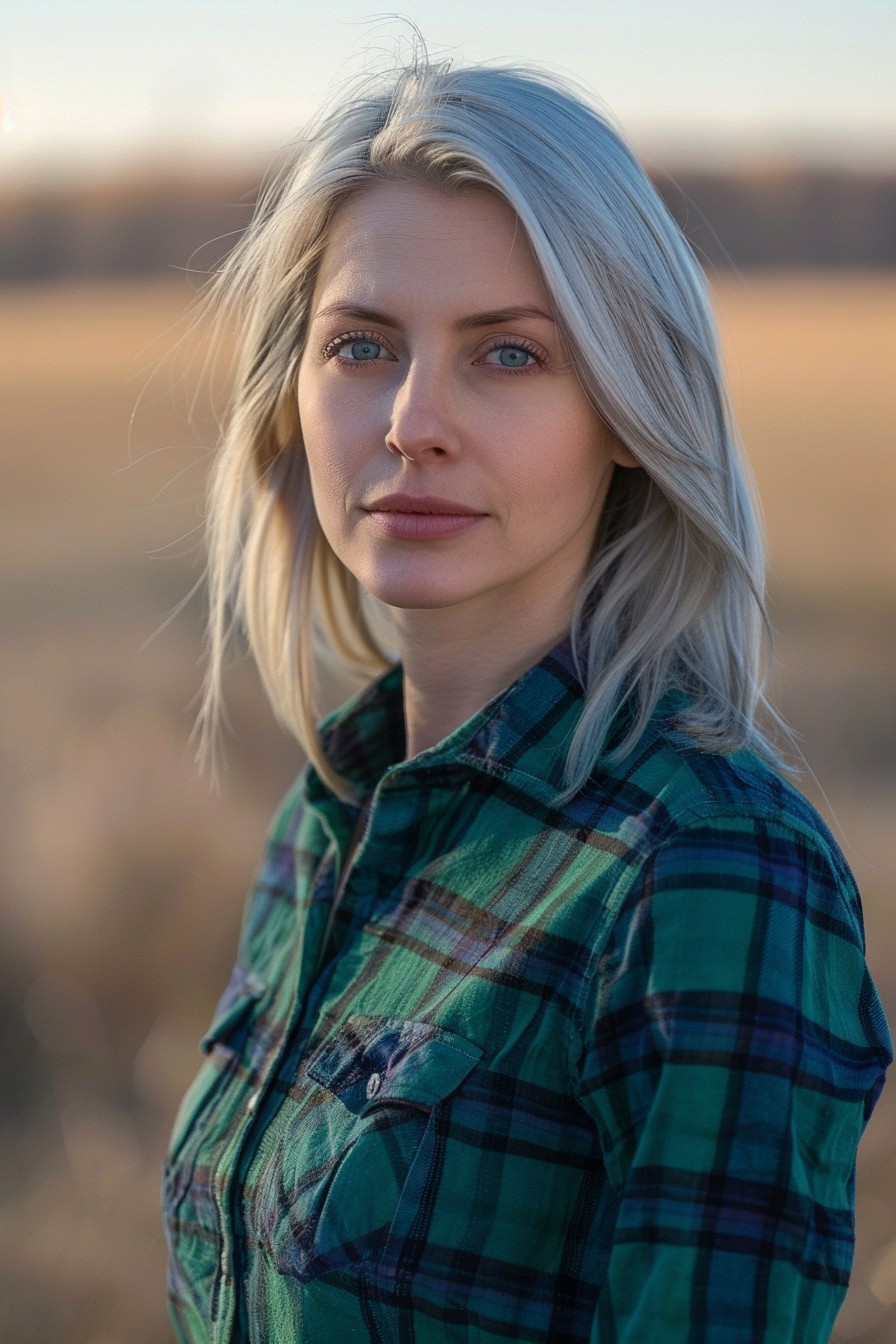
{"left": 0, "top": 275, "right": 894, "bottom": 1342}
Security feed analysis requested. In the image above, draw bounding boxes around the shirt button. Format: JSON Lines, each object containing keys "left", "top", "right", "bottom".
{"left": 219, "top": 1245, "right": 229, "bottom": 1277}
{"left": 247, "top": 1089, "right": 261, "bottom": 1115}
{"left": 365, "top": 1071, "right": 382, "bottom": 1099}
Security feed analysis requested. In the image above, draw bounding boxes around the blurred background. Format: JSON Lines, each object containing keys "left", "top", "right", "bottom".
{"left": 1, "top": 4, "right": 894, "bottom": 1341}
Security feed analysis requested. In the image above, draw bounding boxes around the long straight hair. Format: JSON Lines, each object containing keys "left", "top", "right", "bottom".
{"left": 196, "top": 48, "right": 797, "bottom": 801}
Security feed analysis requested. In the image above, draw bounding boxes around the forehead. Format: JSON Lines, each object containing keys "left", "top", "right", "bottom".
{"left": 312, "top": 179, "right": 547, "bottom": 306}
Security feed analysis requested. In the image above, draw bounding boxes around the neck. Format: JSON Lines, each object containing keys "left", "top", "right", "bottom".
{"left": 393, "top": 590, "right": 576, "bottom": 759}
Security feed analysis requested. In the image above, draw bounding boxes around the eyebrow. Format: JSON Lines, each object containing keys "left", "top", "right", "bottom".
{"left": 311, "top": 302, "right": 557, "bottom": 331}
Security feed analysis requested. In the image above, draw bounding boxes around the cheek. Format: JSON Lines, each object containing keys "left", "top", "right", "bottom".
{"left": 298, "top": 376, "right": 353, "bottom": 505}
{"left": 510, "top": 414, "right": 609, "bottom": 511}
{"left": 304, "top": 449, "right": 357, "bottom": 532}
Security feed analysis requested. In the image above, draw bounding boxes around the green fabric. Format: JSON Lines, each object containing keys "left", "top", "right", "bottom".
{"left": 163, "top": 635, "right": 891, "bottom": 1342}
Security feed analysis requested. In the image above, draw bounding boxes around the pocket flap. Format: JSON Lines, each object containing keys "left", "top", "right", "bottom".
{"left": 200, "top": 965, "right": 267, "bottom": 1055}
{"left": 306, "top": 1014, "right": 482, "bottom": 1114}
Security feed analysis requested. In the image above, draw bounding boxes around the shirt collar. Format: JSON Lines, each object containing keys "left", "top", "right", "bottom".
{"left": 307, "top": 632, "right": 682, "bottom": 811}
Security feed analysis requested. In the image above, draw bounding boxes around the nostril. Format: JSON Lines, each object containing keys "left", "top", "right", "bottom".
{"left": 386, "top": 440, "right": 448, "bottom": 460}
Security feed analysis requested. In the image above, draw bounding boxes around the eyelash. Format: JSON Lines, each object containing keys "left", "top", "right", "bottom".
{"left": 318, "top": 330, "right": 547, "bottom": 376}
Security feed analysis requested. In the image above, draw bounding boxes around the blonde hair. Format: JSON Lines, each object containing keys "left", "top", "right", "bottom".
{"left": 197, "top": 47, "right": 796, "bottom": 800}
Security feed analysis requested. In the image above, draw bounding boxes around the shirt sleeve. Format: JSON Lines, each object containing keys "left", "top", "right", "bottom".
{"left": 573, "top": 810, "right": 892, "bottom": 1343}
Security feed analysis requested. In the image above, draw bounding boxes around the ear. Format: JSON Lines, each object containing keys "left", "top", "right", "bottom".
{"left": 607, "top": 431, "right": 640, "bottom": 470}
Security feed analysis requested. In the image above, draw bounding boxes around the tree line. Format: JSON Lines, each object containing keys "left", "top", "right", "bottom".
{"left": 1, "top": 164, "right": 894, "bottom": 284}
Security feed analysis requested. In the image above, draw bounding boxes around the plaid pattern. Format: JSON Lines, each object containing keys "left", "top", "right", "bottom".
{"left": 163, "top": 635, "right": 891, "bottom": 1343}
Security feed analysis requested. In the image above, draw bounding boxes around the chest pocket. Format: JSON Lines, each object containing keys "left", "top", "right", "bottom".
{"left": 163, "top": 965, "right": 268, "bottom": 1222}
{"left": 258, "top": 1012, "right": 483, "bottom": 1285}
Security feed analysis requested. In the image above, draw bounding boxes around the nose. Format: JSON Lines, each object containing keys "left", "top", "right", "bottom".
{"left": 385, "top": 358, "right": 457, "bottom": 462}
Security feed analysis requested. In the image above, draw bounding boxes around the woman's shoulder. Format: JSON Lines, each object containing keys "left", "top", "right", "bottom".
{"left": 577, "top": 710, "right": 893, "bottom": 1089}
{"left": 580, "top": 699, "right": 870, "bottom": 948}
{"left": 617, "top": 701, "right": 847, "bottom": 864}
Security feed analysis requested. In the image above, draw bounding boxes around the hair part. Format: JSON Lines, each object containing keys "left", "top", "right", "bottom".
{"left": 195, "top": 43, "right": 799, "bottom": 801}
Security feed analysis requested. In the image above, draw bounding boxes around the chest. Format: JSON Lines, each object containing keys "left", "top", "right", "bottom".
{"left": 162, "top": 794, "right": 639, "bottom": 1339}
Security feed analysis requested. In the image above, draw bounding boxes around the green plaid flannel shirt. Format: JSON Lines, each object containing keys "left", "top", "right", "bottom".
{"left": 163, "top": 635, "right": 891, "bottom": 1342}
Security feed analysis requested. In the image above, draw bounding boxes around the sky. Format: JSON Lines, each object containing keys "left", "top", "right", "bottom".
{"left": 2, "top": 0, "right": 894, "bottom": 182}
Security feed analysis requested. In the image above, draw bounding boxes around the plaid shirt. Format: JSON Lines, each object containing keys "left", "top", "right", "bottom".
{"left": 163, "top": 635, "right": 891, "bottom": 1343}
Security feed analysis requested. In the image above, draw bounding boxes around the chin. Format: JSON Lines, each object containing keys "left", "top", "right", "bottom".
{"left": 347, "top": 552, "right": 468, "bottom": 610}
{"left": 368, "top": 585, "right": 476, "bottom": 612}
{"left": 356, "top": 569, "right": 482, "bottom": 612}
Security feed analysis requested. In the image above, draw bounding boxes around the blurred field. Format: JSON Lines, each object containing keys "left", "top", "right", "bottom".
{"left": 0, "top": 274, "right": 894, "bottom": 1343}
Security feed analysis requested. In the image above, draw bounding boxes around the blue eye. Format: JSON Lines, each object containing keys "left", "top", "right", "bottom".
{"left": 482, "top": 340, "right": 542, "bottom": 373}
{"left": 346, "top": 340, "right": 382, "bottom": 361}
{"left": 495, "top": 346, "right": 530, "bottom": 368}
{"left": 321, "top": 331, "right": 393, "bottom": 363}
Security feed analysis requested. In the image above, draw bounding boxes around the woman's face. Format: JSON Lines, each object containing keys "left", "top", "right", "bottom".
{"left": 297, "top": 179, "right": 635, "bottom": 620}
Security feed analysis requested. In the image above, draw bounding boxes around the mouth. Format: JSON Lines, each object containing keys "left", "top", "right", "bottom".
{"left": 363, "top": 493, "right": 486, "bottom": 517}
{"left": 361, "top": 494, "right": 488, "bottom": 540}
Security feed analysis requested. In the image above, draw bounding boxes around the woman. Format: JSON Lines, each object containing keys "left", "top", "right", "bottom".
{"left": 162, "top": 52, "right": 892, "bottom": 1343}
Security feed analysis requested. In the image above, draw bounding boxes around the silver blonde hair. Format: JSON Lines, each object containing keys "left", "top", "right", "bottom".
{"left": 197, "top": 46, "right": 796, "bottom": 800}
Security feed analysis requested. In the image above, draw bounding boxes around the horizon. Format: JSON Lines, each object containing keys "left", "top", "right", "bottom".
{"left": 3, "top": 149, "right": 895, "bottom": 200}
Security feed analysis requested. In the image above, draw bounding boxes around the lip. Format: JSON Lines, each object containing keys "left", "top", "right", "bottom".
{"left": 363, "top": 493, "right": 486, "bottom": 516}
{"left": 362, "top": 493, "right": 488, "bottom": 541}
